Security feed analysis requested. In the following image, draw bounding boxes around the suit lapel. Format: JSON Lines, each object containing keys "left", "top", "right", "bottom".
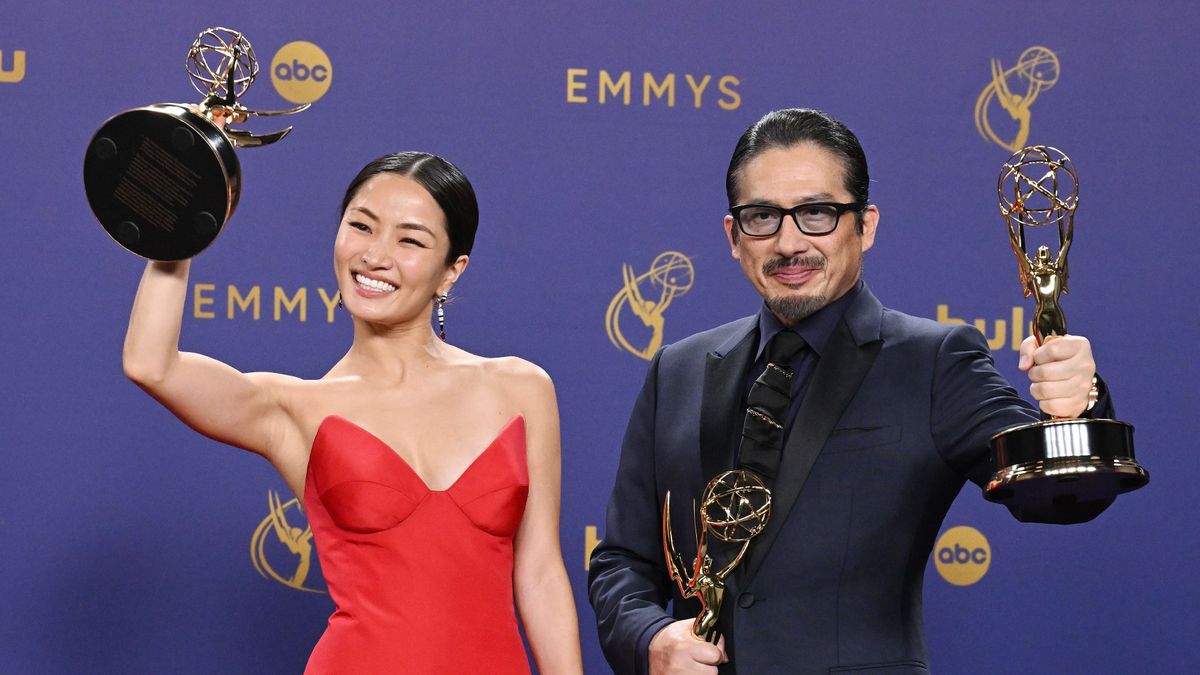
{"left": 742, "top": 293, "right": 884, "bottom": 582}
{"left": 699, "top": 318, "right": 758, "bottom": 485}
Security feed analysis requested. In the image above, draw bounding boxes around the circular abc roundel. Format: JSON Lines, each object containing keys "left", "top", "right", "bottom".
{"left": 271, "top": 41, "right": 332, "bottom": 104}
{"left": 934, "top": 525, "right": 991, "bottom": 586}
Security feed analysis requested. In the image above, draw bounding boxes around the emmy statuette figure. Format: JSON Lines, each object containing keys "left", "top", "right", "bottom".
{"left": 662, "top": 470, "right": 771, "bottom": 643}
{"left": 984, "top": 146, "right": 1148, "bottom": 524}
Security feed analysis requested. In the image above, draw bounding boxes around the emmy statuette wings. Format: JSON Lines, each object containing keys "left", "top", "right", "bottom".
{"left": 83, "top": 27, "right": 309, "bottom": 260}
{"left": 984, "top": 146, "right": 1147, "bottom": 524}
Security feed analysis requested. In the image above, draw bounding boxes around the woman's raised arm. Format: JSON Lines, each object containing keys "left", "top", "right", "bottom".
{"left": 123, "top": 259, "right": 303, "bottom": 471}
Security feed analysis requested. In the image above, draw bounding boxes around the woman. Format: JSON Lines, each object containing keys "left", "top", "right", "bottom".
{"left": 123, "top": 151, "right": 583, "bottom": 674}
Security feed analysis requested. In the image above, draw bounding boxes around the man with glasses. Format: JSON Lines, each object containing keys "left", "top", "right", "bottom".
{"left": 588, "top": 109, "right": 1107, "bottom": 674}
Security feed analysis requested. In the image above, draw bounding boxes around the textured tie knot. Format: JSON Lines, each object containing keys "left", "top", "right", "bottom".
{"left": 754, "top": 331, "right": 806, "bottom": 397}
{"left": 738, "top": 330, "right": 807, "bottom": 480}
{"left": 765, "top": 330, "right": 806, "bottom": 367}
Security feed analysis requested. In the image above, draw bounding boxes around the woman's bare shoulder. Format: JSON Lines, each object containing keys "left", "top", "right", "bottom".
{"left": 476, "top": 356, "right": 555, "bottom": 410}
{"left": 473, "top": 355, "right": 547, "bottom": 385}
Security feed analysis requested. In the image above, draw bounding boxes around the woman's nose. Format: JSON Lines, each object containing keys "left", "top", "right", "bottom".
{"left": 360, "top": 239, "right": 390, "bottom": 267}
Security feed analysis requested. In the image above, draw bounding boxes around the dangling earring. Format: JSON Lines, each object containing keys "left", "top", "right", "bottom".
{"left": 337, "top": 293, "right": 343, "bottom": 309}
{"left": 436, "top": 294, "right": 448, "bottom": 341}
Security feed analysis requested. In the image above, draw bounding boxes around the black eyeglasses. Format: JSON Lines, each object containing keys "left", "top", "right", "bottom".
{"left": 730, "top": 202, "right": 865, "bottom": 237}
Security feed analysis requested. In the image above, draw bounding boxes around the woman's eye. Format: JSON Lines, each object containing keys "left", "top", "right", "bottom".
{"left": 348, "top": 221, "right": 370, "bottom": 232}
{"left": 400, "top": 237, "right": 426, "bottom": 247}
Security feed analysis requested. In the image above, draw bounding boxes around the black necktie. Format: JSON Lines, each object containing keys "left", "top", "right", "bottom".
{"left": 737, "top": 331, "right": 806, "bottom": 482}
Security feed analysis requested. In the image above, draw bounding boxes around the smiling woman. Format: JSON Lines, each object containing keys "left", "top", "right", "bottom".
{"left": 333, "top": 155, "right": 473, "bottom": 329}
{"left": 121, "top": 152, "right": 584, "bottom": 674}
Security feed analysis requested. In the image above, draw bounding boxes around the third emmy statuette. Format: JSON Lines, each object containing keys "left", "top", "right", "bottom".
{"left": 83, "top": 27, "right": 309, "bottom": 260}
{"left": 984, "top": 146, "right": 1148, "bottom": 523}
{"left": 662, "top": 470, "right": 770, "bottom": 642}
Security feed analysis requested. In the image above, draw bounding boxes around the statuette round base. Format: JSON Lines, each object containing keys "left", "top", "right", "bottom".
{"left": 84, "top": 104, "right": 239, "bottom": 260}
{"left": 984, "top": 418, "right": 1147, "bottom": 524}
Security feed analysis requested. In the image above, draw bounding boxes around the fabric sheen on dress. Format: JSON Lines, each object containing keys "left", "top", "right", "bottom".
{"left": 303, "top": 414, "right": 530, "bottom": 674}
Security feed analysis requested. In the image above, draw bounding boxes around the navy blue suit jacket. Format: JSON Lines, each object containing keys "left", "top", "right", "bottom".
{"left": 588, "top": 286, "right": 1112, "bottom": 674}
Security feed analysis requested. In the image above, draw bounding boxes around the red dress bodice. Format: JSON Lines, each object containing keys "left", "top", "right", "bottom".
{"left": 302, "top": 414, "right": 530, "bottom": 674}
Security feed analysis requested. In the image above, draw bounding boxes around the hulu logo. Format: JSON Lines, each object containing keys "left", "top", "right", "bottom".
{"left": 936, "top": 304, "right": 1031, "bottom": 351}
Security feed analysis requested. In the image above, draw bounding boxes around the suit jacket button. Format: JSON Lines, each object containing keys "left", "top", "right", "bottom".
{"left": 738, "top": 592, "right": 755, "bottom": 608}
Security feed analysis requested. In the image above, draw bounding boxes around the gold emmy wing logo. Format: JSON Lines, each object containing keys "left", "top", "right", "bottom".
{"left": 605, "top": 251, "right": 695, "bottom": 360}
{"left": 974, "top": 46, "right": 1060, "bottom": 152}
{"left": 271, "top": 41, "right": 332, "bottom": 104}
{"left": 0, "top": 49, "right": 26, "bottom": 84}
{"left": 933, "top": 525, "right": 991, "bottom": 586}
{"left": 250, "top": 490, "right": 325, "bottom": 593}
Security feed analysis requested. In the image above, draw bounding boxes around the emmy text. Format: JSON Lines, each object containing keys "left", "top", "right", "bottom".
{"left": 566, "top": 69, "right": 740, "bottom": 109}
{"left": 191, "top": 283, "right": 341, "bottom": 323}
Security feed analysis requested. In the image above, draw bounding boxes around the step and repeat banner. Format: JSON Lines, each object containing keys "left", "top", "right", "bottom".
{"left": 2, "top": 2, "right": 1196, "bottom": 672}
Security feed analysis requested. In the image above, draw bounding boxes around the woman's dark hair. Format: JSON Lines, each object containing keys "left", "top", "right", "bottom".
{"left": 726, "top": 108, "right": 870, "bottom": 234}
{"left": 340, "top": 152, "right": 479, "bottom": 264}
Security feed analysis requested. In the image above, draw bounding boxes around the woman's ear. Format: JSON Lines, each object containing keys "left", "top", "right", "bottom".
{"left": 439, "top": 254, "right": 469, "bottom": 296}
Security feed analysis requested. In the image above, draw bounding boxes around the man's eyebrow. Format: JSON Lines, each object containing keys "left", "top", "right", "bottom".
{"left": 741, "top": 192, "right": 836, "bottom": 205}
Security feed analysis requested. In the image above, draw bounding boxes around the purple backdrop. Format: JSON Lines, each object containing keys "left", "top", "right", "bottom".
{"left": 2, "top": 2, "right": 1197, "bottom": 672}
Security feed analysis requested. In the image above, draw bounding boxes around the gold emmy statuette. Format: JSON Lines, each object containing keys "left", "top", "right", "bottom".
{"left": 84, "top": 27, "right": 310, "bottom": 260}
{"left": 985, "top": 146, "right": 1148, "bottom": 524}
{"left": 662, "top": 470, "right": 771, "bottom": 643}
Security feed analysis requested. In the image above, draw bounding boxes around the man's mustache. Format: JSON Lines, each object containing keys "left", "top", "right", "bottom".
{"left": 763, "top": 255, "right": 826, "bottom": 275}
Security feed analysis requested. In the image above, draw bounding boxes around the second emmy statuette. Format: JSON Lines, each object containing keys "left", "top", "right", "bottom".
{"left": 83, "top": 27, "right": 309, "bottom": 260}
{"left": 662, "top": 470, "right": 771, "bottom": 643}
{"left": 984, "top": 146, "right": 1148, "bottom": 524}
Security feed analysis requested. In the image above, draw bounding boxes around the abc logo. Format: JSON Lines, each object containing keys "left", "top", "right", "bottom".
{"left": 933, "top": 525, "right": 991, "bottom": 586}
{"left": 271, "top": 41, "right": 332, "bottom": 104}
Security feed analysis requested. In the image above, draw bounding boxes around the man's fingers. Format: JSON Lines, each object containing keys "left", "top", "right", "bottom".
{"left": 650, "top": 620, "right": 724, "bottom": 674}
{"left": 1029, "top": 334, "right": 1093, "bottom": 366}
{"left": 1026, "top": 360, "right": 1084, "bottom": 384}
{"left": 1018, "top": 335, "right": 1037, "bottom": 371}
{"left": 692, "top": 641, "right": 724, "bottom": 666}
{"left": 1029, "top": 378, "right": 1088, "bottom": 403}
{"left": 1039, "top": 396, "right": 1088, "bottom": 418}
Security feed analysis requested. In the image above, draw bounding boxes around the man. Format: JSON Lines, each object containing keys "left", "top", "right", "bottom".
{"left": 588, "top": 109, "right": 1107, "bottom": 674}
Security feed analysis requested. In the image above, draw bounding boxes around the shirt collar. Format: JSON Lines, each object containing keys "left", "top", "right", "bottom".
{"left": 755, "top": 280, "right": 863, "bottom": 360}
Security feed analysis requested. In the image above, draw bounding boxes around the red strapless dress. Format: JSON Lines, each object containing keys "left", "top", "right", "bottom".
{"left": 302, "top": 414, "right": 530, "bottom": 674}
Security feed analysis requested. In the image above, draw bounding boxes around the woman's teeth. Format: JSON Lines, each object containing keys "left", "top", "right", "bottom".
{"left": 355, "top": 274, "right": 396, "bottom": 292}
